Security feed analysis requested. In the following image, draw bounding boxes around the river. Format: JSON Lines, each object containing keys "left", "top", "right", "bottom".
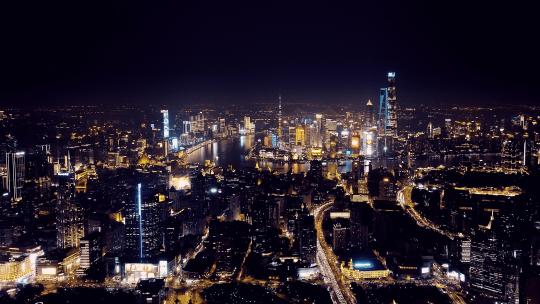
{"left": 187, "top": 135, "right": 312, "bottom": 173}
{"left": 186, "top": 135, "right": 501, "bottom": 173}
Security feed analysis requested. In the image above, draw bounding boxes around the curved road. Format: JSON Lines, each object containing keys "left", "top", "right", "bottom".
{"left": 397, "top": 186, "right": 462, "bottom": 240}
{"left": 314, "top": 201, "right": 357, "bottom": 304}
{"left": 397, "top": 185, "right": 466, "bottom": 304}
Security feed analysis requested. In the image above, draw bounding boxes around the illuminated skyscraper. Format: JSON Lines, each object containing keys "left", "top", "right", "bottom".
{"left": 362, "top": 129, "right": 376, "bottom": 158}
{"left": 470, "top": 213, "right": 521, "bottom": 303}
{"left": 378, "top": 72, "right": 398, "bottom": 153}
{"left": 277, "top": 95, "right": 283, "bottom": 140}
{"left": 6, "top": 151, "right": 25, "bottom": 202}
{"left": 77, "top": 232, "right": 102, "bottom": 275}
{"left": 386, "top": 72, "right": 397, "bottom": 136}
{"left": 365, "top": 99, "right": 374, "bottom": 127}
{"left": 427, "top": 121, "right": 434, "bottom": 138}
{"left": 182, "top": 120, "right": 191, "bottom": 134}
{"left": 189, "top": 112, "right": 206, "bottom": 133}
{"left": 56, "top": 178, "right": 84, "bottom": 249}
{"left": 125, "top": 183, "right": 161, "bottom": 261}
{"left": 288, "top": 126, "right": 296, "bottom": 146}
{"left": 161, "top": 110, "right": 169, "bottom": 139}
{"left": 243, "top": 116, "right": 254, "bottom": 134}
{"left": 295, "top": 125, "right": 305, "bottom": 146}
{"left": 218, "top": 118, "right": 226, "bottom": 136}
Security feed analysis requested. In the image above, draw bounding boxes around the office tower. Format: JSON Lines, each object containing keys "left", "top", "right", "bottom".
{"left": 161, "top": 110, "right": 169, "bottom": 139}
{"left": 427, "top": 121, "right": 434, "bottom": 139}
{"left": 378, "top": 88, "right": 389, "bottom": 148}
{"left": 368, "top": 169, "right": 397, "bottom": 201}
{"left": 349, "top": 202, "right": 370, "bottom": 250}
{"left": 189, "top": 112, "right": 206, "bottom": 133}
{"left": 219, "top": 118, "right": 226, "bottom": 136}
{"left": 243, "top": 116, "right": 254, "bottom": 134}
{"left": 378, "top": 72, "right": 397, "bottom": 153}
{"left": 325, "top": 119, "right": 337, "bottom": 136}
{"left": 333, "top": 223, "right": 350, "bottom": 253}
{"left": 277, "top": 95, "right": 282, "bottom": 140}
{"left": 295, "top": 125, "right": 305, "bottom": 146}
{"left": 351, "top": 134, "right": 361, "bottom": 154}
{"left": 244, "top": 116, "right": 250, "bottom": 133}
{"left": 125, "top": 183, "right": 161, "bottom": 261}
{"left": 309, "top": 122, "right": 322, "bottom": 148}
{"left": 459, "top": 238, "right": 471, "bottom": 264}
{"left": 365, "top": 99, "right": 374, "bottom": 127}
{"left": 56, "top": 181, "right": 84, "bottom": 249}
{"left": 78, "top": 232, "right": 103, "bottom": 275}
{"left": 288, "top": 126, "right": 296, "bottom": 146}
{"left": 297, "top": 213, "right": 316, "bottom": 263}
{"left": 386, "top": 72, "right": 397, "bottom": 136}
{"left": 315, "top": 114, "right": 324, "bottom": 145}
{"left": 501, "top": 137, "right": 526, "bottom": 170}
{"left": 470, "top": 213, "right": 521, "bottom": 303}
{"left": 6, "top": 151, "right": 25, "bottom": 202}
{"left": 182, "top": 120, "right": 191, "bottom": 134}
{"left": 444, "top": 118, "right": 452, "bottom": 138}
{"left": 362, "top": 129, "right": 376, "bottom": 158}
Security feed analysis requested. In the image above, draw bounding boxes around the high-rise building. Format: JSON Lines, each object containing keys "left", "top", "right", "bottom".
{"left": 427, "top": 121, "right": 434, "bottom": 139}
{"left": 362, "top": 129, "right": 376, "bottom": 158}
{"left": 77, "top": 232, "right": 103, "bottom": 275}
{"left": 124, "top": 183, "right": 161, "bottom": 261}
{"left": 333, "top": 223, "right": 349, "bottom": 253}
{"left": 189, "top": 112, "right": 206, "bottom": 134}
{"left": 295, "top": 125, "right": 305, "bottom": 146}
{"left": 315, "top": 114, "right": 324, "bottom": 145}
{"left": 161, "top": 110, "right": 169, "bottom": 139}
{"left": 365, "top": 99, "right": 375, "bottom": 127}
{"left": 243, "top": 116, "right": 255, "bottom": 134}
{"left": 218, "top": 118, "right": 227, "bottom": 136}
{"left": 288, "top": 126, "right": 296, "bottom": 146}
{"left": 298, "top": 213, "right": 316, "bottom": 263}
{"left": 349, "top": 201, "right": 370, "bottom": 250}
{"left": 470, "top": 213, "right": 521, "bottom": 303}
{"left": 501, "top": 137, "right": 528, "bottom": 170}
{"left": 386, "top": 72, "right": 397, "bottom": 136}
{"left": 378, "top": 72, "right": 398, "bottom": 153}
{"left": 277, "top": 95, "right": 283, "bottom": 140}
{"left": 56, "top": 180, "right": 84, "bottom": 249}
{"left": 6, "top": 151, "right": 25, "bottom": 202}
{"left": 182, "top": 120, "right": 191, "bottom": 134}
{"left": 308, "top": 122, "right": 322, "bottom": 148}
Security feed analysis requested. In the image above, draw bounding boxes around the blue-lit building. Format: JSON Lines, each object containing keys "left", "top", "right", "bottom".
{"left": 378, "top": 72, "right": 398, "bottom": 154}
{"left": 124, "top": 183, "right": 161, "bottom": 262}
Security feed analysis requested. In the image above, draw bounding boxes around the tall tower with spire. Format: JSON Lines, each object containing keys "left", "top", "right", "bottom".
{"left": 366, "top": 99, "right": 374, "bottom": 127}
{"left": 378, "top": 72, "right": 398, "bottom": 155}
{"left": 386, "top": 72, "right": 397, "bottom": 137}
{"left": 277, "top": 95, "right": 282, "bottom": 140}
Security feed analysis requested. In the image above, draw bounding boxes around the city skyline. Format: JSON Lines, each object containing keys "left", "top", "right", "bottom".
{"left": 1, "top": 2, "right": 540, "bottom": 304}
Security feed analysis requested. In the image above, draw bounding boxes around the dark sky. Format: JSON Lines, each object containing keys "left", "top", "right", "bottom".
{"left": 1, "top": 1, "right": 538, "bottom": 106}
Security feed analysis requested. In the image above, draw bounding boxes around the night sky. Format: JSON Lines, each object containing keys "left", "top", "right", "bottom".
{"left": 1, "top": 1, "right": 538, "bottom": 106}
